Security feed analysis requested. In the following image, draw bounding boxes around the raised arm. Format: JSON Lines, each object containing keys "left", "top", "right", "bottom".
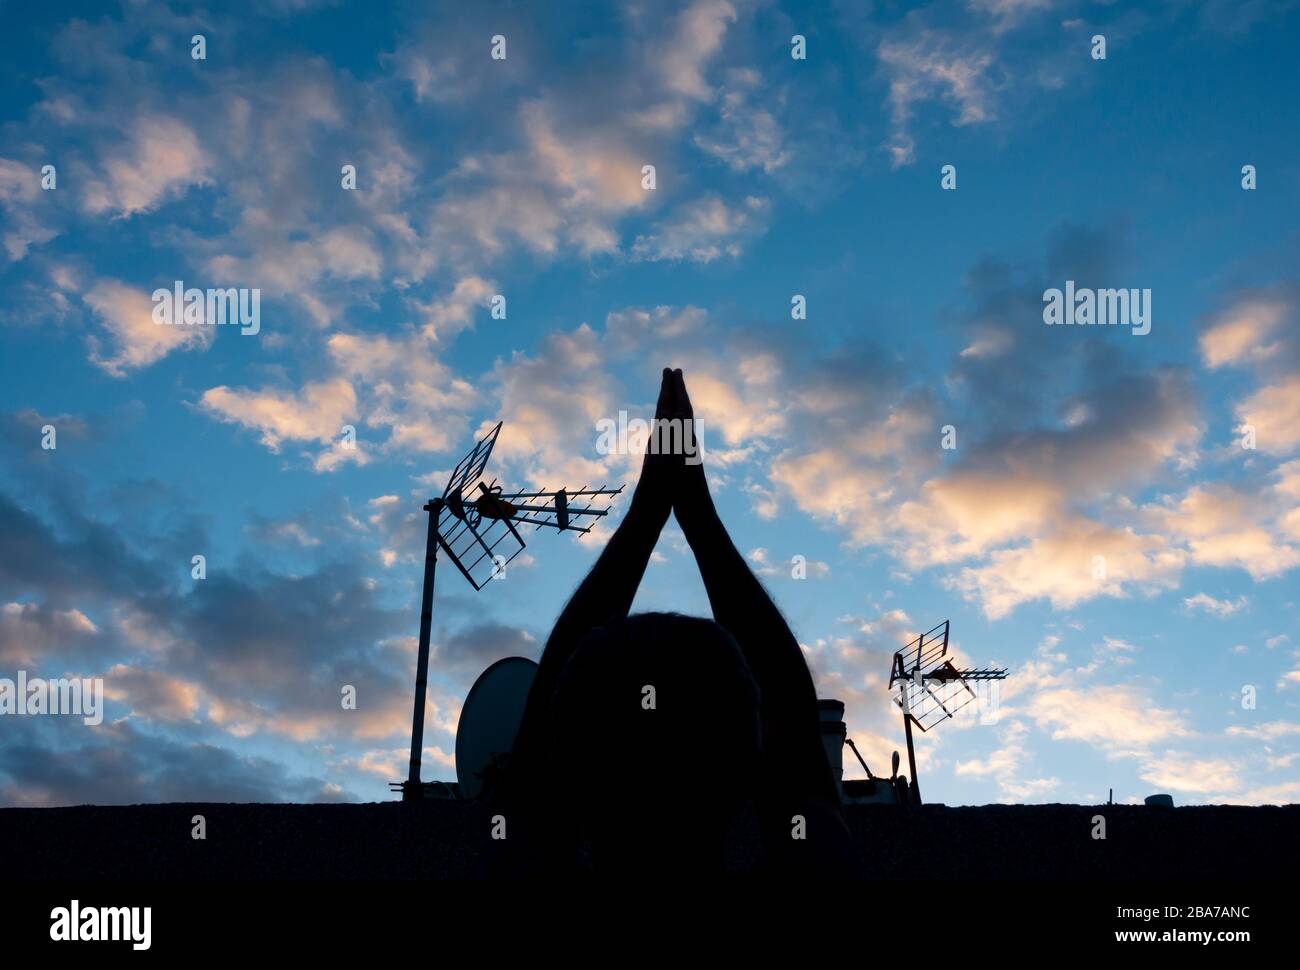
{"left": 500, "top": 371, "right": 676, "bottom": 838}
{"left": 666, "top": 370, "right": 845, "bottom": 843}
{"left": 516, "top": 370, "right": 675, "bottom": 724}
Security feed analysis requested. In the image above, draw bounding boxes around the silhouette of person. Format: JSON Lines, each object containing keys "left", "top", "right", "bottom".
{"left": 490, "top": 369, "right": 855, "bottom": 878}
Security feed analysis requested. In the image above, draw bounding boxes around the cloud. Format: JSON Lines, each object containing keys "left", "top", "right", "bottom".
{"left": 0, "top": 157, "right": 58, "bottom": 260}
{"left": 345, "top": 744, "right": 453, "bottom": 782}
{"left": 521, "top": 100, "right": 652, "bottom": 215}
{"left": 1199, "top": 295, "right": 1290, "bottom": 369}
{"left": 167, "top": 564, "right": 415, "bottom": 742}
{"left": 685, "top": 364, "right": 785, "bottom": 446}
{"left": 755, "top": 224, "right": 1236, "bottom": 618}
{"left": 417, "top": 275, "right": 495, "bottom": 343}
{"left": 1139, "top": 751, "right": 1241, "bottom": 794}
{"left": 205, "top": 225, "right": 383, "bottom": 329}
{"left": 484, "top": 323, "right": 622, "bottom": 489}
{"left": 1026, "top": 683, "right": 1190, "bottom": 751}
{"left": 82, "top": 115, "right": 211, "bottom": 218}
{"left": 801, "top": 607, "right": 921, "bottom": 780}
{"left": 0, "top": 492, "right": 173, "bottom": 611}
{"left": 432, "top": 622, "right": 538, "bottom": 673}
{"left": 83, "top": 278, "right": 212, "bottom": 376}
{"left": 950, "top": 520, "right": 1183, "bottom": 619}
{"left": 656, "top": 0, "right": 738, "bottom": 101}
{"left": 605, "top": 305, "right": 708, "bottom": 354}
{"left": 1198, "top": 289, "right": 1300, "bottom": 455}
{"left": 0, "top": 719, "right": 347, "bottom": 807}
{"left": 967, "top": 0, "right": 1054, "bottom": 28}
{"left": 192, "top": 271, "right": 486, "bottom": 471}
{"left": 0, "top": 601, "right": 101, "bottom": 666}
{"left": 772, "top": 344, "right": 1200, "bottom": 617}
{"left": 0, "top": 454, "right": 427, "bottom": 775}
{"left": 983, "top": 639, "right": 1191, "bottom": 778}
{"left": 385, "top": 11, "right": 506, "bottom": 106}
{"left": 1095, "top": 635, "right": 1138, "bottom": 665}
{"left": 1144, "top": 482, "right": 1300, "bottom": 580}
{"left": 1225, "top": 780, "right": 1300, "bottom": 805}
{"left": 747, "top": 547, "right": 830, "bottom": 579}
{"left": 631, "top": 194, "right": 769, "bottom": 263}
{"left": 954, "top": 720, "right": 1060, "bottom": 802}
{"left": 465, "top": 305, "right": 791, "bottom": 508}
{"left": 0, "top": 158, "right": 40, "bottom": 204}
{"left": 692, "top": 68, "right": 788, "bottom": 174}
{"left": 101, "top": 664, "right": 201, "bottom": 723}
{"left": 325, "top": 328, "right": 475, "bottom": 456}
{"left": 405, "top": 1, "right": 746, "bottom": 270}
{"left": 1226, "top": 720, "right": 1300, "bottom": 741}
{"left": 877, "top": 31, "right": 997, "bottom": 166}
{"left": 200, "top": 378, "right": 358, "bottom": 453}
{"left": 866, "top": 2, "right": 1124, "bottom": 167}
{"left": 703, "top": 221, "right": 1300, "bottom": 627}
{"left": 1237, "top": 376, "right": 1300, "bottom": 455}
{"left": 769, "top": 403, "right": 934, "bottom": 547}
{"left": 1183, "top": 592, "right": 1249, "bottom": 617}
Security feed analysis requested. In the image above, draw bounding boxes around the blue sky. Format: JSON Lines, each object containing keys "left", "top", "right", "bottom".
{"left": 1, "top": 0, "right": 1298, "bottom": 807}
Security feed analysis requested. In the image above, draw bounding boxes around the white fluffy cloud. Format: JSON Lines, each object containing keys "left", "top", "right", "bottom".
{"left": 1199, "top": 296, "right": 1290, "bottom": 369}
{"left": 84, "top": 278, "right": 212, "bottom": 376}
{"left": 82, "top": 115, "right": 211, "bottom": 218}
{"left": 1200, "top": 291, "right": 1300, "bottom": 455}
{"left": 200, "top": 378, "right": 358, "bottom": 452}
{"left": 1144, "top": 482, "right": 1300, "bottom": 580}
{"left": 631, "top": 194, "right": 769, "bottom": 263}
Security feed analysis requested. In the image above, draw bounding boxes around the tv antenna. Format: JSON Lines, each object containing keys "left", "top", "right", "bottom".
{"left": 887, "top": 619, "right": 1008, "bottom": 805}
{"left": 392, "top": 421, "right": 622, "bottom": 800}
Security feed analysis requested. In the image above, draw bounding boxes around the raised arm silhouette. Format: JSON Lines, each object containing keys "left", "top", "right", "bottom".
{"left": 492, "top": 368, "right": 853, "bottom": 878}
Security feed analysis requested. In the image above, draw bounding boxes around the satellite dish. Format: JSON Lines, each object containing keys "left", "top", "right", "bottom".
{"left": 455, "top": 656, "right": 538, "bottom": 800}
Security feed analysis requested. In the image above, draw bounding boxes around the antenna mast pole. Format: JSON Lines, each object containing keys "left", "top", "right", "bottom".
{"left": 405, "top": 498, "right": 443, "bottom": 800}
{"left": 899, "top": 682, "right": 921, "bottom": 805}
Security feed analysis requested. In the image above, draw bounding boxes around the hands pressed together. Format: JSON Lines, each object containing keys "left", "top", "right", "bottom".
{"left": 630, "top": 368, "right": 715, "bottom": 535}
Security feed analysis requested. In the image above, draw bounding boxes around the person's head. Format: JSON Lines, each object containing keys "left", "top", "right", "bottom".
{"left": 546, "top": 612, "right": 762, "bottom": 874}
